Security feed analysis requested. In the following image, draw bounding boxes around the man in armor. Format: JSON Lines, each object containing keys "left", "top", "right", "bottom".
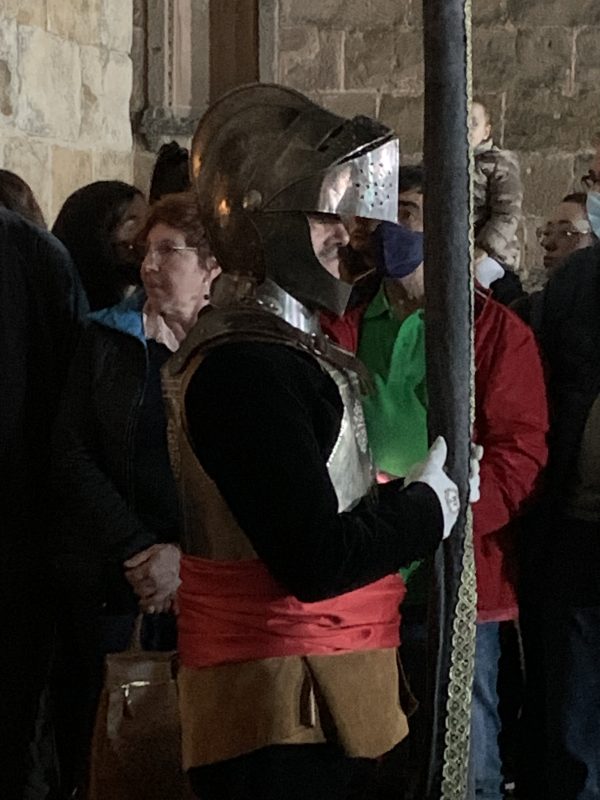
{"left": 161, "top": 84, "right": 475, "bottom": 800}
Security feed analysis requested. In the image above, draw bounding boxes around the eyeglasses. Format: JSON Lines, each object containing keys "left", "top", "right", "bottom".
{"left": 536, "top": 223, "right": 591, "bottom": 243}
{"left": 139, "top": 242, "right": 197, "bottom": 265}
{"left": 581, "top": 170, "right": 600, "bottom": 189}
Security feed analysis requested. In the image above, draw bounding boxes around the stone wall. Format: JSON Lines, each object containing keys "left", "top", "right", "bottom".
{"left": 0, "top": 0, "right": 133, "bottom": 225}
{"left": 273, "top": 0, "right": 600, "bottom": 282}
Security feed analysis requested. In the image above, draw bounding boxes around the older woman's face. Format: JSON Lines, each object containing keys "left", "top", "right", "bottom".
{"left": 141, "top": 222, "right": 219, "bottom": 313}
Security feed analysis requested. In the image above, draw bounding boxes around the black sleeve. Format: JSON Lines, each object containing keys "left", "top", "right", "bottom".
{"left": 51, "top": 328, "right": 157, "bottom": 602}
{"left": 28, "top": 229, "right": 89, "bottom": 413}
{"left": 490, "top": 269, "right": 525, "bottom": 307}
{"left": 185, "top": 344, "right": 443, "bottom": 602}
{"left": 539, "top": 246, "right": 597, "bottom": 365}
{"left": 38, "top": 231, "right": 89, "bottom": 367}
{"left": 15, "top": 225, "right": 89, "bottom": 469}
{"left": 538, "top": 247, "right": 600, "bottom": 492}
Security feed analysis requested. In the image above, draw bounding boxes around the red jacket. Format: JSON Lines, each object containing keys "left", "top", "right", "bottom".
{"left": 321, "top": 290, "right": 549, "bottom": 621}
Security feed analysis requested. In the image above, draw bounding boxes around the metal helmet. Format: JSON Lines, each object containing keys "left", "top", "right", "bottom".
{"left": 190, "top": 83, "right": 400, "bottom": 315}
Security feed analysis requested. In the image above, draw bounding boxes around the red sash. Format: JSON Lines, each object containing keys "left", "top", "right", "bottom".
{"left": 178, "top": 555, "right": 405, "bottom": 668}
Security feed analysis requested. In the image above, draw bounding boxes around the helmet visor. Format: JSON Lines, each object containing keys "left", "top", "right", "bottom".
{"left": 265, "top": 139, "right": 399, "bottom": 224}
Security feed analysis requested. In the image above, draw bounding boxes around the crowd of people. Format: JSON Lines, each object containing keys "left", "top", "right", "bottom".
{"left": 1, "top": 86, "right": 599, "bottom": 800}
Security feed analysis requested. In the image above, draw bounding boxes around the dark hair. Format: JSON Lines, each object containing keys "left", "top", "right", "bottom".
{"left": 52, "top": 180, "right": 144, "bottom": 310}
{"left": 562, "top": 192, "right": 588, "bottom": 208}
{"left": 0, "top": 169, "right": 46, "bottom": 228}
{"left": 149, "top": 142, "right": 191, "bottom": 203}
{"left": 400, "top": 165, "right": 424, "bottom": 194}
{"left": 139, "top": 191, "right": 209, "bottom": 252}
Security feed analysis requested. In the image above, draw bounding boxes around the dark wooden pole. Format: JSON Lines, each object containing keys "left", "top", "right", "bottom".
{"left": 420, "top": 1, "right": 475, "bottom": 798}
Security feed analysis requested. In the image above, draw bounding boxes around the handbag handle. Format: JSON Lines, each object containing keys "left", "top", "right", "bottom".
{"left": 129, "top": 613, "right": 144, "bottom": 652}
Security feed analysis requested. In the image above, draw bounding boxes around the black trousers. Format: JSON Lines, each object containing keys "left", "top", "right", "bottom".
{"left": 188, "top": 744, "right": 379, "bottom": 800}
{"left": 3, "top": 557, "right": 57, "bottom": 800}
{"left": 520, "top": 517, "right": 600, "bottom": 800}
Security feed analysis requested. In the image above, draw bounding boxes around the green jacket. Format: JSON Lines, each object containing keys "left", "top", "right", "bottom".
{"left": 358, "top": 287, "right": 430, "bottom": 603}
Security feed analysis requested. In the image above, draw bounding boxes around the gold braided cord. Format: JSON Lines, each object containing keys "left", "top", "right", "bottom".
{"left": 440, "top": 1, "right": 478, "bottom": 797}
{"left": 440, "top": 515, "right": 477, "bottom": 799}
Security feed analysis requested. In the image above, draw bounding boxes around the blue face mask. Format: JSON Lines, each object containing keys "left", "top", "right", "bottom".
{"left": 586, "top": 191, "right": 600, "bottom": 238}
{"left": 373, "top": 221, "right": 424, "bottom": 279}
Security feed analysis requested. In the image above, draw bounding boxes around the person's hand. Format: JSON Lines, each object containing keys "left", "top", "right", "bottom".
{"left": 376, "top": 470, "right": 396, "bottom": 484}
{"left": 405, "top": 438, "right": 484, "bottom": 539}
{"left": 405, "top": 437, "right": 461, "bottom": 539}
{"left": 475, "top": 255, "right": 504, "bottom": 288}
{"left": 469, "top": 443, "right": 484, "bottom": 503}
{"left": 124, "top": 544, "right": 181, "bottom": 613}
{"left": 139, "top": 590, "right": 179, "bottom": 616}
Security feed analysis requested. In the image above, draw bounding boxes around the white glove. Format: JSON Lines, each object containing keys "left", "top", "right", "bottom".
{"left": 404, "top": 437, "right": 484, "bottom": 539}
{"left": 475, "top": 255, "right": 505, "bottom": 288}
{"left": 405, "top": 436, "right": 461, "bottom": 539}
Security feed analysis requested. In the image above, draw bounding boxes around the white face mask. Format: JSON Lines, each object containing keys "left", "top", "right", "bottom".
{"left": 586, "top": 191, "right": 600, "bottom": 238}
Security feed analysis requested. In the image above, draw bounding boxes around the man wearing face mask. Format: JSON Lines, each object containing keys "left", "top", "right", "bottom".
{"left": 161, "top": 85, "right": 481, "bottom": 800}
{"left": 325, "top": 164, "right": 548, "bottom": 800}
{"left": 519, "top": 164, "right": 600, "bottom": 800}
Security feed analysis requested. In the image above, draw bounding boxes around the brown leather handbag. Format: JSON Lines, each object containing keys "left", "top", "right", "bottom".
{"left": 87, "top": 617, "right": 192, "bottom": 799}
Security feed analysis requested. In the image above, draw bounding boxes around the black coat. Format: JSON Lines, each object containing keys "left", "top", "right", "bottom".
{"left": 0, "top": 209, "right": 87, "bottom": 574}
{"left": 539, "top": 244, "right": 600, "bottom": 503}
{"left": 0, "top": 209, "right": 87, "bottom": 798}
{"left": 51, "top": 295, "right": 178, "bottom": 610}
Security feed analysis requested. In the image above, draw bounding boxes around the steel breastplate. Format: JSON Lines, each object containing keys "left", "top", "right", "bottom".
{"left": 320, "top": 360, "right": 373, "bottom": 512}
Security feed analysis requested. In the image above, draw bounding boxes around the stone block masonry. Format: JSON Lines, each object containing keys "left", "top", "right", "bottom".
{"left": 275, "top": 0, "right": 599, "bottom": 286}
{"left": 0, "top": 1, "right": 133, "bottom": 225}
